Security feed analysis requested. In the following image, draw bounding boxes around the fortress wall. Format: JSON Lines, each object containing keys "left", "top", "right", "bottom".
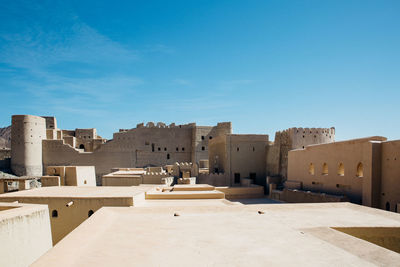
{"left": 21, "top": 117, "right": 230, "bottom": 184}
{"left": 227, "top": 135, "right": 268, "bottom": 187}
{"left": 198, "top": 173, "right": 229, "bottom": 186}
{"left": 192, "top": 122, "right": 232, "bottom": 164}
{"left": 380, "top": 140, "right": 400, "bottom": 211}
{"left": 43, "top": 140, "right": 133, "bottom": 185}
{"left": 208, "top": 135, "right": 228, "bottom": 174}
{"left": 75, "top": 128, "right": 97, "bottom": 139}
{"left": 289, "top": 127, "right": 335, "bottom": 149}
{"left": 270, "top": 127, "right": 335, "bottom": 179}
{"left": 287, "top": 139, "right": 376, "bottom": 205}
{"left": 266, "top": 143, "right": 280, "bottom": 176}
{"left": 42, "top": 116, "right": 57, "bottom": 129}
{"left": 11, "top": 115, "right": 46, "bottom": 176}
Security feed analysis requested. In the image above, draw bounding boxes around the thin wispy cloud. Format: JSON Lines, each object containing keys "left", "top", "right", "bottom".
{"left": 173, "top": 79, "right": 192, "bottom": 86}
{"left": 142, "top": 44, "right": 175, "bottom": 54}
{"left": 0, "top": 4, "right": 137, "bottom": 72}
{"left": 0, "top": 0, "right": 144, "bottom": 117}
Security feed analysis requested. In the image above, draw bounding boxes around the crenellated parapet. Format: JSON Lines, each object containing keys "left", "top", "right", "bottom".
{"left": 134, "top": 122, "right": 197, "bottom": 129}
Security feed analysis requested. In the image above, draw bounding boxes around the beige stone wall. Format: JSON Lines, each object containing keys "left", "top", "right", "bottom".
{"left": 46, "top": 166, "right": 66, "bottom": 184}
{"left": 0, "top": 203, "right": 52, "bottom": 266}
{"left": 191, "top": 122, "right": 232, "bottom": 164}
{"left": 227, "top": 134, "right": 268, "bottom": 186}
{"left": 267, "top": 127, "right": 335, "bottom": 179}
{"left": 270, "top": 188, "right": 348, "bottom": 203}
{"left": 197, "top": 173, "right": 229, "bottom": 186}
{"left": 380, "top": 140, "right": 400, "bottom": 212}
{"left": 65, "top": 166, "right": 96, "bottom": 186}
{"left": 11, "top": 115, "right": 46, "bottom": 176}
{"left": 41, "top": 176, "right": 61, "bottom": 186}
{"left": 209, "top": 134, "right": 268, "bottom": 186}
{"left": 216, "top": 185, "right": 264, "bottom": 199}
{"left": 42, "top": 122, "right": 229, "bottom": 185}
{"left": 208, "top": 135, "right": 227, "bottom": 174}
{"left": 43, "top": 140, "right": 133, "bottom": 184}
{"left": 75, "top": 128, "right": 97, "bottom": 139}
{"left": 42, "top": 116, "right": 57, "bottom": 129}
{"left": 102, "top": 176, "right": 141, "bottom": 186}
{"left": 287, "top": 137, "right": 387, "bottom": 206}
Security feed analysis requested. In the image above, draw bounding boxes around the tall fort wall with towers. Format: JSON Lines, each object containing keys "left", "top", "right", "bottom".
{"left": 11, "top": 115, "right": 231, "bottom": 184}
{"left": 9, "top": 114, "right": 335, "bottom": 186}
{"left": 266, "top": 127, "right": 335, "bottom": 179}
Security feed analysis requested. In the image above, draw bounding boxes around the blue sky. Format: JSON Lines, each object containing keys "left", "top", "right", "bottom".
{"left": 0, "top": 0, "right": 399, "bottom": 140}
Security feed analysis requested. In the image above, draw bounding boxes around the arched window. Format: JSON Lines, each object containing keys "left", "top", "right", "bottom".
{"left": 88, "top": 210, "right": 94, "bottom": 217}
{"left": 322, "top": 163, "right": 328, "bottom": 175}
{"left": 52, "top": 210, "right": 58, "bottom": 218}
{"left": 338, "top": 163, "right": 344, "bottom": 176}
{"left": 167, "top": 153, "right": 170, "bottom": 160}
{"left": 79, "top": 144, "right": 85, "bottom": 149}
{"left": 356, "top": 162, "right": 363, "bottom": 177}
{"left": 309, "top": 163, "right": 315, "bottom": 175}
{"left": 386, "top": 202, "right": 390, "bottom": 211}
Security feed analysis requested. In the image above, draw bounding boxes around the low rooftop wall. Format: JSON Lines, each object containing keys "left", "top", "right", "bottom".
{"left": 270, "top": 188, "right": 349, "bottom": 203}
{"left": 216, "top": 185, "right": 264, "bottom": 199}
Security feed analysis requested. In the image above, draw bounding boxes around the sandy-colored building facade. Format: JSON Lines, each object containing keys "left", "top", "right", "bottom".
{"left": 42, "top": 165, "right": 96, "bottom": 187}
{"left": 206, "top": 128, "right": 336, "bottom": 188}
{"left": 288, "top": 136, "right": 400, "bottom": 212}
{"left": 267, "top": 127, "right": 335, "bottom": 179}
{"left": 10, "top": 115, "right": 232, "bottom": 184}
{"left": 208, "top": 134, "right": 269, "bottom": 187}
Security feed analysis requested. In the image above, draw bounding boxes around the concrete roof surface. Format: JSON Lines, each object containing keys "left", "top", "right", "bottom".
{"left": 0, "top": 186, "right": 155, "bottom": 198}
{"left": 0, "top": 202, "right": 48, "bottom": 220}
{"left": 32, "top": 202, "right": 400, "bottom": 267}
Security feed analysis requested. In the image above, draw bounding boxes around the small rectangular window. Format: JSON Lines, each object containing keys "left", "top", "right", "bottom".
{"left": 234, "top": 173, "right": 241, "bottom": 184}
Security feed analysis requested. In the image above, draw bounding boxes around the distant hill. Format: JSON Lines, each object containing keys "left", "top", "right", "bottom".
{"left": 0, "top": 126, "right": 11, "bottom": 149}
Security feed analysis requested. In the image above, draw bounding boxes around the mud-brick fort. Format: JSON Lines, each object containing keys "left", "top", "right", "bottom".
{"left": 9, "top": 115, "right": 334, "bottom": 185}
{"left": 1, "top": 114, "right": 400, "bottom": 266}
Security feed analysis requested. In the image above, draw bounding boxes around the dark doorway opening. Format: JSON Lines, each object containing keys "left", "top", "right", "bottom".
{"left": 234, "top": 173, "right": 241, "bottom": 184}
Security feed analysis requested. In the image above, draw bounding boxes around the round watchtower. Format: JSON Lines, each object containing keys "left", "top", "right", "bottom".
{"left": 11, "top": 115, "right": 46, "bottom": 176}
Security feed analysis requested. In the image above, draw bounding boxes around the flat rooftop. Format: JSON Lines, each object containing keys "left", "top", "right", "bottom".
{"left": 32, "top": 202, "right": 400, "bottom": 266}
{"left": 104, "top": 170, "right": 147, "bottom": 176}
{"left": 0, "top": 186, "right": 155, "bottom": 198}
{"left": 0, "top": 202, "right": 49, "bottom": 219}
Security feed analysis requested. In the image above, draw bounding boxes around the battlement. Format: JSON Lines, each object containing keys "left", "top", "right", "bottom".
{"left": 274, "top": 127, "right": 335, "bottom": 143}
{"left": 135, "top": 122, "right": 197, "bottom": 129}
{"left": 174, "top": 162, "right": 193, "bottom": 166}
{"left": 216, "top": 122, "right": 232, "bottom": 129}
{"left": 289, "top": 127, "right": 335, "bottom": 135}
